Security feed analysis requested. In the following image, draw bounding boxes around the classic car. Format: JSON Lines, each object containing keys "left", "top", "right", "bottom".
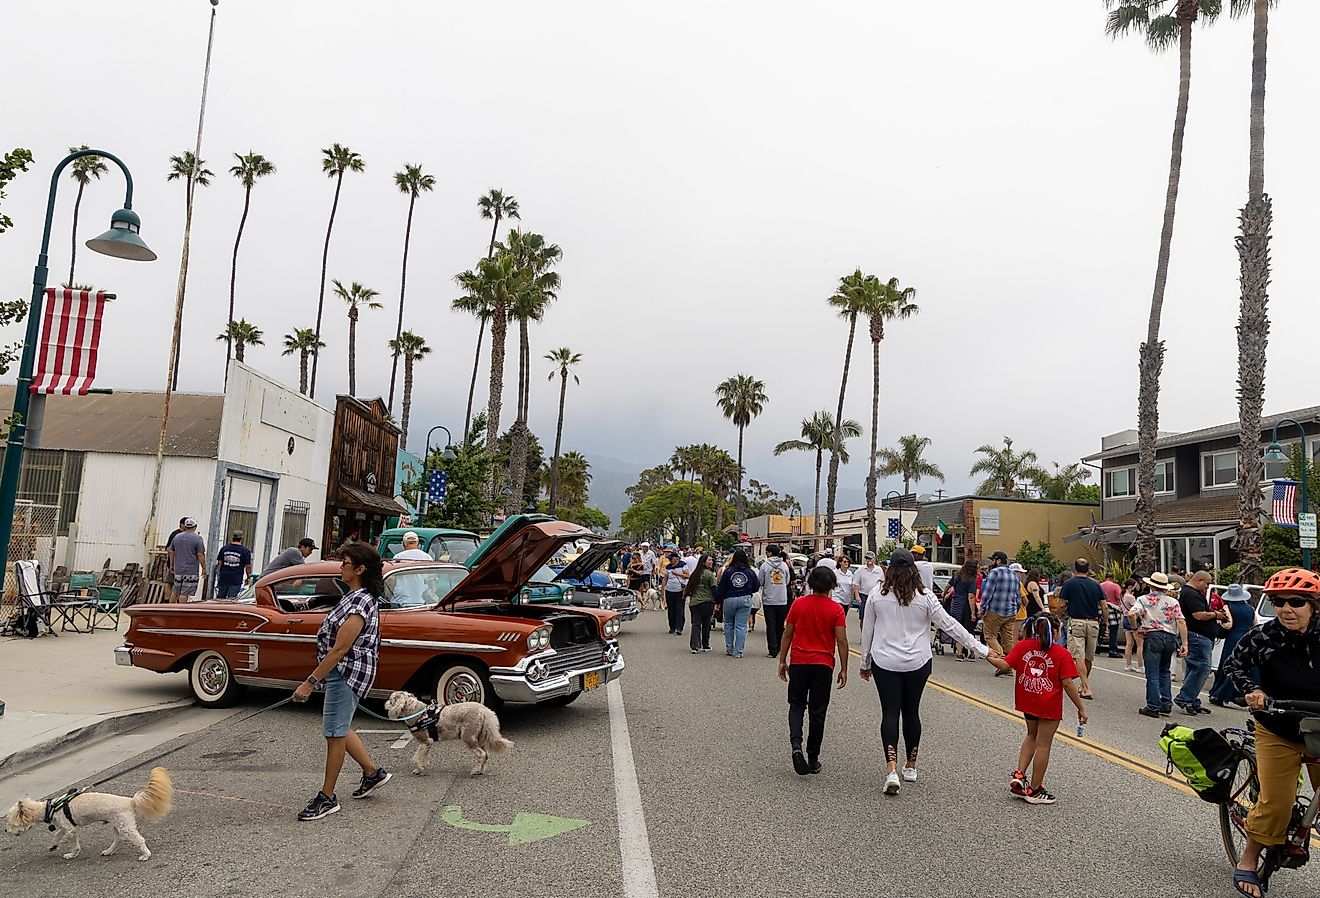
{"left": 548, "top": 540, "right": 639, "bottom": 621}
{"left": 376, "top": 526, "right": 481, "bottom": 563}
{"left": 116, "top": 516, "right": 624, "bottom": 709}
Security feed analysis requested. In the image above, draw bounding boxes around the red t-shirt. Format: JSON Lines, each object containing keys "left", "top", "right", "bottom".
{"left": 1005, "top": 637, "right": 1079, "bottom": 720}
{"left": 1100, "top": 580, "right": 1123, "bottom": 607}
{"left": 786, "top": 593, "right": 846, "bottom": 667}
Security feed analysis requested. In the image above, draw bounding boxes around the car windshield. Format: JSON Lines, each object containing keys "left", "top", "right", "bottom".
{"left": 530, "top": 564, "right": 558, "bottom": 584}
{"left": 383, "top": 567, "right": 468, "bottom": 609}
{"left": 382, "top": 535, "right": 479, "bottom": 564}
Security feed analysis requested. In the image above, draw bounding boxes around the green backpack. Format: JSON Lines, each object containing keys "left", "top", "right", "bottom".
{"left": 1159, "top": 724, "right": 1239, "bottom": 803}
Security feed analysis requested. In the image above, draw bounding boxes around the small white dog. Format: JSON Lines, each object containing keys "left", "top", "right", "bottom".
{"left": 643, "top": 587, "right": 660, "bottom": 610}
{"left": 384, "top": 692, "right": 512, "bottom": 776}
{"left": 5, "top": 767, "right": 173, "bottom": 861}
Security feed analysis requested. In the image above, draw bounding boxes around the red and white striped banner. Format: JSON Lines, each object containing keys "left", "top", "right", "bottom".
{"left": 29, "top": 287, "right": 110, "bottom": 395}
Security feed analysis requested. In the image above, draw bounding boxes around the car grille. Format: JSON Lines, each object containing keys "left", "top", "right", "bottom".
{"left": 543, "top": 642, "right": 608, "bottom": 677}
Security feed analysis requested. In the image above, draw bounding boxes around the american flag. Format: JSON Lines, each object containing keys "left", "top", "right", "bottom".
{"left": 426, "top": 471, "right": 448, "bottom": 505}
{"left": 1272, "top": 479, "right": 1299, "bottom": 527}
{"left": 1088, "top": 513, "right": 1102, "bottom": 549}
{"left": 887, "top": 518, "right": 901, "bottom": 540}
{"left": 30, "top": 288, "right": 110, "bottom": 394}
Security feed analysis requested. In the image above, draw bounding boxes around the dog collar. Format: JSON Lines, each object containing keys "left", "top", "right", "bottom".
{"left": 407, "top": 704, "right": 441, "bottom": 742}
{"left": 43, "top": 788, "right": 81, "bottom": 831}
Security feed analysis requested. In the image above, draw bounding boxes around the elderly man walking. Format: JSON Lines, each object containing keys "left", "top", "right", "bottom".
{"left": 979, "top": 551, "right": 1021, "bottom": 664}
{"left": 1174, "top": 570, "right": 1227, "bottom": 715}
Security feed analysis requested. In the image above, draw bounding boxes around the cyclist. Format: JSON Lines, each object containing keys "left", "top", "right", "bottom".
{"left": 1222, "top": 568, "right": 1320, "bottom": 898}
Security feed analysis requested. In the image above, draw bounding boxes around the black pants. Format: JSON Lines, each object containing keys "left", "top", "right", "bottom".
{"left": 666, "top": 590, "right": 685, "bottom": 634}
{"left": 762, "top": 603, "right": 789, "bottom": 656}
{"left": 872, "top": 660, "right": 933, "bottom": 766}
{"left": 787, "top": 663, "right": 834, "bottom": 760}
{"left": 689, "top": 602, "right": 714, "bottom": 650}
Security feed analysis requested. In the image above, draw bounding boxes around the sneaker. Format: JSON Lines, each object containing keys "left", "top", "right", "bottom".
{"left": 1196, "top": 706, "right": 1212, "bottom": 715}
{"left": 351, "top": 767, "right": 392, "bottom": 799}
{"left": 702, "top": 647, "right": 711, "bottom": 652}
{"left": 298, "top": 791, "right": 340, "bottom": 821}
{"left": 1226, "top": 700, "right": 1249, "bottom": 711}
{"left": 1010, "top": 771, "right": 1028, "bottom": 796}
{"left": 1138, "top": 707, "right": 1162, "bottom": 719}
{"left": 1123, "top": 664, "right": 1135, "bottom": 673}
{"left": 809, "top": 759, "right": 822, "bottom": 775}
{"left": 690, "top": 648, "right": 699, "bottom": 654}
{"left": 1159, "top": 706, "right": 1173, "bottom": 716}
{"left": 792, "top": 749, "right": 809, "bottom": 776}
{"left": 1209, "top": 698, "right": 1225, "bottom": 707}
{"left": 726, "top": 650, "right": 734, "bottom": 657}
{"left": 883, "top": 772, "right": 900, "bottom": 795}
{"left": 901, "top": 766, "right": 918, "bottom": 783}
{"left": 1176, "top": 702, "right": 1200, "bottom": 716}
{"left": 1023, "top": 786, "right": 1056, "bottom": 805}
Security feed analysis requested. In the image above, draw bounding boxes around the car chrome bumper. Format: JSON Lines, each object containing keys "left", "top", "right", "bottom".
{"left": 489, "top": 654, "right": 625, "bottom": 703}
{"left": 114, "top": 645, "right": 133, "bottom": 666}
{"left": 614, "top": 602, "right": 639, "bottom": 621}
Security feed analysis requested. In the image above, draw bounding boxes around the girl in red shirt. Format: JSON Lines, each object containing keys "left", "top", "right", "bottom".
{"left": 986, "top": 614, "right": 1087, "bottom": 805}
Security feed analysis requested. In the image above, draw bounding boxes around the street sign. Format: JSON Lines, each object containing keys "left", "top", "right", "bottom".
{"left": 1300, "top": 512, "right": 1317, "bottom": 549}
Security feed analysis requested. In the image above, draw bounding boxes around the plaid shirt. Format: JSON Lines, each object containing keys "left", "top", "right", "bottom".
{"left": 980, "top": 565, "right": 1021, "bottom": 617}
{"left": 317, "top": 587, "right": 380, "bottom": 699}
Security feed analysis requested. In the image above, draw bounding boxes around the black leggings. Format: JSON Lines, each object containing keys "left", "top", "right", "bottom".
{"left": 872, "top": 660, "right": 933, "bottom": 766}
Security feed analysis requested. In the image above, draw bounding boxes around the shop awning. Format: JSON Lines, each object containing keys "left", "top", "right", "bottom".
{"left": 338, "top": 485, "right": 407, "bottom": 517}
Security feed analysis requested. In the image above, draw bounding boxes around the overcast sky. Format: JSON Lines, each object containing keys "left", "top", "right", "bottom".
{"left": 3, "top": 1, "right": 1318, "bottom": 505}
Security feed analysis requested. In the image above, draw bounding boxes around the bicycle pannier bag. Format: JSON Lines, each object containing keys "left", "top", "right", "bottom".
{"left": 1159, "top": 724, "right": 1238, "bottom": 803}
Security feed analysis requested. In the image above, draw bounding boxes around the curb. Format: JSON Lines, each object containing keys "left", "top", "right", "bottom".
{"left": 0, "top": 698, "right": 195, "bottom": 780}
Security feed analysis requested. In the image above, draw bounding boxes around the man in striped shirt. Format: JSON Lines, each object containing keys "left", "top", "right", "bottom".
{"left": 980, "top": 550, "right": 1022, "bottom": 659}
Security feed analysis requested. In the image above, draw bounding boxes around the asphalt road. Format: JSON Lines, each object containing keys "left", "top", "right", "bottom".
{"left": 2, "top": 610, "right": 1316, "bottom": 898}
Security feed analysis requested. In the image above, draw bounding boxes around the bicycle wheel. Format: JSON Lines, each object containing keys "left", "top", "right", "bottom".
{"left": 1220, "top": 745, "right": 1260, "bottom": 867}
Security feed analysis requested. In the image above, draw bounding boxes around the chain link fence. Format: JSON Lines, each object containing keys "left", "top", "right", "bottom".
{"left": 2, "top": 500, "right": 59, "bottom": 623}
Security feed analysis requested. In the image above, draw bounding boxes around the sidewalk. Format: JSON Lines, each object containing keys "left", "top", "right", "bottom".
{"left": 0, "top": 620, "right": 194, "bottom": 777}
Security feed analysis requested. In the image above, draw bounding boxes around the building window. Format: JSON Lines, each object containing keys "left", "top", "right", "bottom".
{"left": 227, "top": 509, "right": 258, "bottom": 549}
{"left": 1202, "top": 451, "right": 1237, "bottom": 489}
{"left": 281, "top": 500, "right": 310, "bottom": 552}
{"left": 1106, "top": 467, "right": 1135, "bottom": 499}
{"left": 1155, "top": 460, "right": 1174, "bottom": 494}
{"left": 1161, "top": 538, "right": 1188, "bottom": 574}
{"left": 17, "top": 448, "right": 84, "bottom": 536}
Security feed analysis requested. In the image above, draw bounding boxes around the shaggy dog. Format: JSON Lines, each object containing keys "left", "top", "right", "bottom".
{"left": 5, "top": 767, "right": 173, "bottom": 861}
{"left": 642, "top": 587, "right": 660, "bottom": 610}
{"left": 384, "top": 692, "right": 512, "bottom": 776}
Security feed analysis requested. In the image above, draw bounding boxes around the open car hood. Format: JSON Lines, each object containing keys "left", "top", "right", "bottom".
{"left": 554, "top": 539, "right": 624, "bottom": 584}
{"left": 442, "top": 515, "right": 600, "bottom": 607}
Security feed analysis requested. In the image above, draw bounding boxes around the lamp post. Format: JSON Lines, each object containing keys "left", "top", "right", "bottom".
{"left": 0, "top": 149, "right": 155, "bottom": 581}
{"left": 421, "top": 425, "right": 457, "bottom": 515}
{"left": 1263, "top": 418, "right": 1312, "bottom": 569}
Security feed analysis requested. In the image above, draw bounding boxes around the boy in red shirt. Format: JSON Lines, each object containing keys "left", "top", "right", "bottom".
{"left": 986, "top": 613, "right": 1087, "bottom": 804}
{"left": 777, "top": 566, "right": 849, "bottom": 775}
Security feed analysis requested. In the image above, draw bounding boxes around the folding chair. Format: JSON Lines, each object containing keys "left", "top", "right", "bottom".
{"left": 13, "top": 560, "right": 97, "bottom": 635}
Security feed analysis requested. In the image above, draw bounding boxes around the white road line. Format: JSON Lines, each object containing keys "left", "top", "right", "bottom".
{"left": 607, "top": 680, "right": 660, "bottom": 898}
{"left": 391, "top": 734, "right": 412, "bottom": 749}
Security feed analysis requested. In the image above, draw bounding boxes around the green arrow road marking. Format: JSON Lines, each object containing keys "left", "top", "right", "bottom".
{"left": 441, "top": 804, "right": 590, "bottom": 845}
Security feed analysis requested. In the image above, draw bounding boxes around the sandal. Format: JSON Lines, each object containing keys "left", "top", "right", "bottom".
{"left": 1081, "top": 693, "right": 1095, "bottom": 701}
{"left": 1233, "top": 867, "right": 1262, "bottom": 898}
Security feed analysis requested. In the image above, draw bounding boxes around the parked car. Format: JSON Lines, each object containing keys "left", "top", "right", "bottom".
{"left": 550, "top": 541, "right": 639, "bottom": 620}
{"left": 376, "top": 526, "right": 480, "bottom": 564}
{"left": 117, "top": 515, "right": 624, "bottom": 709}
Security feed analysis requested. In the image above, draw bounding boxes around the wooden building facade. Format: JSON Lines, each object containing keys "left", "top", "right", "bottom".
{"left": 324, "top": 395, "right": 403, "bottom": 551}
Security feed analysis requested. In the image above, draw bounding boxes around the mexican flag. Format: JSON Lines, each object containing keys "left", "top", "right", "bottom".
{"left": 935, "top": 519, "right": 949, "bottom": 544}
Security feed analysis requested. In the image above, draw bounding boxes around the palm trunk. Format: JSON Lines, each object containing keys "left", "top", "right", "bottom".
{"left": 485, "top": 301, "right": 507, "bottom": 456}
{"left": 507, "top": 318, "right": 531, "bottom": 514}
{"left": 401, "top": 355, "right": 414, "bottom": 451}
{"left": 1235, "top": 0, "right": 1272, "bottom": 584}
{"left": 813, "top": 450, "right": 822, "bottom": 546}
{"left": 716, "top": 486, "right": 725, "bottom": 534}
{"left": 866, "top": 321, "right": 881, "bottom": 554}
{"left": 548, "top": 369, "right": 567, "bottom": 512}
{"left": 826, "top": 313, "right": 858, "bottom": 539}
{"left": 463, "top": 317, "right": 486, "bottom": 444}
{"left": 347, "top": 305, "right": 358, "bottom": 396}
{"left": 69, "top": 182, "right": 85, "bottom": 286}
{"left": 235, "top": 339, "right": 245, "bottom": 363}
{"left": 388, "top": 194, "right": 416, "bottom": 411}
{"left": 310, "top": 172, "right": 344, "bottom": 399}
{"left": 226, "top": 185, "right": 252, "bottom": 387}
{"left": 487, "top": 214, "right": 501, "bottom": 259}
{"left": 735, "top": 425, "right": 746, "bottom": 529}
{"left": 298, "top": 349, "right": 309, "bottom": 395}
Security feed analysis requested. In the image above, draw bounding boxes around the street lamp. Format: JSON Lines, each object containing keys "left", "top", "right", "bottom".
{"left": 0, "top": 149, "right": 155, "bottom": 580}
{"left": 1263, "top": 417, "right": 1311, "bottom": 569}
{"left": 421, "top": 425, "right": 457, "bottom": 514}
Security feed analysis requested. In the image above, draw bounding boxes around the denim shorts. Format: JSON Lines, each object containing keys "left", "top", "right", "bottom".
{"left": 321, "top": 669, "right": 359, "bottom": 738}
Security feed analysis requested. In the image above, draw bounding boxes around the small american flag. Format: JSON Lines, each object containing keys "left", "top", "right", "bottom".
{"left": 887, "top": 518, "right": 901, "bottom": 540}
{"left": 30, "top": 288, "right": 110, "bottom": 394}
{"left": 426, "top": 471, "right": 448, "bottom": 505}
{"left": 1088, "top": 513, "right": 1102, "bottom": 549}
{"left": 1272, "top": 479, "right": 1299, "bottom": 527}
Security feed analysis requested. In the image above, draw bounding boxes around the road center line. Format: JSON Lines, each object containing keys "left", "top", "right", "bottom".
{"left": 607, "top": 680, "right": 660, "bottom": 898}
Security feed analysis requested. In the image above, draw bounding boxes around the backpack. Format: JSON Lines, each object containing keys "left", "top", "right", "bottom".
{"left": 1159, "top": 724, "right": 1239, "bottom": 803}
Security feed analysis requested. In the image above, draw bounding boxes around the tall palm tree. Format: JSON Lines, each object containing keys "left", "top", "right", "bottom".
{"left": 969, "top": 437, "right": 1048, "bottom": 497}
{"left": 282, "top": 328, "right": 324, "bottom": 395}
{"left": 544, "top": 347, "right": 582, "bottom": 513}
{"left": 310, "top": 144, "right": 365, "bottom": 398}
{"left": 1105, "top": 0, "right": 1222, "bottom": 572}
{"left": 387, "top": 163, "right": 436, "bottom": 412}
{"left": 1033, "top": 462, "right": 1094, "bottom": 501}
{"left": 863, "top": 276, "right": 920, "bottom": 551}
{"left": 1231, "top": 0, "right": 1274, "bottom": 584}
{"left": 215, "top": 319, "right": 264, "bottom": 363}
{"left": 775, "top": 411, "right": 861, "bottom": 540}
{"left": 824, "top": 269, "right": 870, "bottom": 537}
{"left": 66, "top": 147, "right": 107, "bottom": 286}
{"left": 165, "top": 151, "right": 214, "bottom": 389}
{"left": 456, "top": 253, "right": 519, "bottom": 454}
{"left": 332, "top": 279, "right": 381, "bottom": 397}
{"left": 225, "top": 152, "right": 276, "bottom": 381}
{"left": 714, "top": 374, "right": 768, "bottom": 528}
{"left": 876, "top": 435, "right": 945, "bottom": 497}
{"left": 706, "top": 449, "right": 741, "bottom": 536}
{"left": 388, "top": 331, "right": 431, "bottom": 451}
{"left": 465, "top": 190, "right": 521, "bottom": 442}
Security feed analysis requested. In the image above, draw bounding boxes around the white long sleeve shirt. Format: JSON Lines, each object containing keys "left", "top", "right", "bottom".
{"left": 859, "top": 586, "right": 988, "bottom": 672}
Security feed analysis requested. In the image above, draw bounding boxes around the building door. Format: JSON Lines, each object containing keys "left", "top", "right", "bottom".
{"left": 224, "top": 474, "right": 273, "bottom": 569}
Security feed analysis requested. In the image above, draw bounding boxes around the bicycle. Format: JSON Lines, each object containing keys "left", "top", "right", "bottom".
{"left": 1218, "top": 699, "right": 1320, "bottom": 893}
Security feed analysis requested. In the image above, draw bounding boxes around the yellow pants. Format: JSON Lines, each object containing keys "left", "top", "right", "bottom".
{"left": 1246, "top": 721, "right": 1320, "bottom": 846}
{"left": 982, "top": 610, "right": 1019, "bottom": 656}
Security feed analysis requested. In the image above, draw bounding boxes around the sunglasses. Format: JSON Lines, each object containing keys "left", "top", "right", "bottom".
{"left": 1268, "top": 595, "right": 1313, "bottom": 609}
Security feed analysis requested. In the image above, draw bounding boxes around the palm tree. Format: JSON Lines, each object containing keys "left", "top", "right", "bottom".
{"left": 215, "top": 319, "right": 264, "bottom": 363}
{"left": 165, "top": 151, "right": 214, "bottom": 389}
{"left": 1231, "top": 0, "right": 1273, "bottom": 584}
{"left": 456, "top": 253, "right": 519, "bottom": 457}
{"left": 464, "top": 190, "right": 520, "bottom": 441}
{"left": 1105, "top": 0, "right": 1222, "bottom": 572}
{"left": 714, "top": 374, "right": 768, "bottom": 528}
{"left": 863, "top": 276, "right": 919, "bottom": 551}
{"left": 310, "top": 144, "right": 365, "bottom": 398}
{"left": 543, "top": 450, "right": 592, "bottom": 510}
{"left": 706, "top": 449, "right": 741, "bottom": 536}
{"left": 544, "top": 347, "right": 582, "bottom": 513}
{"left": 225, "top": 152, "right": 276, "bottom": 381}
{"left": 824, "top": 269, "right": 870, "bottom": 537}
{"left": 333, "top": 280, "right": 382, "bottom": 396}
{"left": 1033, "top": 462, "right": 1094, "bottom": 501}
{"left": 388, "top": 331, "right": 431, "bottom": 451}
{"left": 66, "top": 147, "right": 107, "bottom": 286}
{"left": 670, "top": 444, "right": 699, "bottom": 543}
{"left": 875, "top": 435, "right": 945, "bottom": 497}
{"left": 969, "top": 437, "right": 1048, "bottom": 497}
{"left": 387, "top": 163, "right": 436, "bottom": 413}
{"left": 282, "top": 328, "right": 323, "bottom": 395}
{"left": 774, "top": 411, "right": 861, "bottom": 542}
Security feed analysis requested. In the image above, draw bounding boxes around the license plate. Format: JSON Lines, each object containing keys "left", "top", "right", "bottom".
{"left": 582, "top": 670, "right": 602, "bottom": 691}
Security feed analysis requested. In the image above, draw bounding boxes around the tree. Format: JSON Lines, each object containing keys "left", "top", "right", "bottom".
{"left": 541, "top": 449, "right": 592, "bottom": 510}
{"left": 495, "top": 426, "right": 544, "bottom": 513}
{"left": 66, "top": 147, "right": 108, "bottom": 285}
{"left": 715, "top": 374, "right": 767, "bottom": 528}
{"left": 421, "top": 442, "right": 497, "bottom": 532}
{"left": 0, "top": 148, "right": 32, "bottom": 388}
{"left": 704, "top": 448, "right": 741, "bottom": 535}
{"left": 456, "top": 253, "right": 519, "bottom": 462}
{"left": 215, "top": 318, "right": 263, "bottom": 363}
{"left": 387, "top": 163, "right": 435, "bottom": 413}
{"left": 969, "top": 436, "right": 1048, "bottom": 497}
{"left": 388, "top": 331, "right": 431, "bottom": 451}
{"left": 1067, "top": 482, "right": 1103, "bottom": 504}
{"left": 774, "top": 411, "right": 861, "bottom": 538}
{"left": 310, "top": 144, "right": 365, "bottom": 398}
{"left": 620, "top": 481, "right": 734, "bottom": 545}
{"left": 626, "top": 464, "right": 674, "bottom": 506}
{"left": 281, "top": 328, "right": 323, "bottom": 396}
{"left": 875, "top": 434, "right": 945, "bottom": 497}
{"left": 862, "top": 276, "right": 920, "bottom": 551}
{"left": 1015, "top": 540, "right": 1065, "bottom": 579}
{"left": 1105, "top": 0, "right": 1223, "bottom": 573}
{"left": 465, "top": 189, "right": 520, "bottom": 441}
{"left": 824, "top": 269, "right": 870, "bottom": 537}
{"left": 1033, "top": 462, "right": 1094, "bottom": 501}
{"left": 165, "top": 150, "right": 214, "bottom": 388}
{"left": 225, "top": 152, "right": 276, "bottom": 381}
{"left": 544, "top": 347, "right": 582, "bottom": 512}
{"left": 332, "top": 280, "right": 381, "bottom": 396}
{"left": 0, "top": 147, "right": 34, "bottom": 235}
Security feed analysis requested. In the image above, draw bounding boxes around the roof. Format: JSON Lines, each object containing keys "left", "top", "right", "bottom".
{"left": 338, "top": 485, "right": 407, "bottom": 516}
{"left": 1084, "top": 404, "right": 1320, "bottom": 462}
{"left": 913, "top": 501, "right": 966, "bottom": 530}
{"left": 0, "top": 386, "right": 222, "bottom": 457}
{"left": 1099, "top": 493, "right": 1241, "bottom": 529}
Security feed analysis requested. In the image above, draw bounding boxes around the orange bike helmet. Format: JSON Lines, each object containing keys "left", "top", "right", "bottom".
{"left": 1262, "top": 568, "right": 1320, "bottom": 596}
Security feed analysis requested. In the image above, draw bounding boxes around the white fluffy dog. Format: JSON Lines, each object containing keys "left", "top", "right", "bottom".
{"left": 5, "top": 767, "right": 173, "bottom": 861}
{"left": 642, "top": 587, "right": 660, "bottom": 610}
{"left": 384, "top": 692, "right": 512, "bottom": 776}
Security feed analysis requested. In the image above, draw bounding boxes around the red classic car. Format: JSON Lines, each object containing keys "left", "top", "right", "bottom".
{"left": 115, "top": 516, "right": 624, "bottom": 708}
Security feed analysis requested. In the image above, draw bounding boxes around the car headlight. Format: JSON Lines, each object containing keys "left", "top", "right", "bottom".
{"left": 517, "top": 587, "right": 532, "bottom": 605}
{"left": 526, "top": 626, "right": 551, "bottom": 652}
{"left": 560, "top": 587, "right": 574, "bottom": 605}
{"left": 604, "top": 618, "right": 621, "bottom": 637}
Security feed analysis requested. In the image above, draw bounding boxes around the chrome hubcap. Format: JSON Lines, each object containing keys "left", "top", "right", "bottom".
{"left": 199, "top": 656, "right": 228, "bottom": 696}
{"left": 444, "top": 671, "right": 482, "bottom": 704}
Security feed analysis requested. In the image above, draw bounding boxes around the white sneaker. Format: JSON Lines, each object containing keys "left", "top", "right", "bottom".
{"left": 883, "top": 772, "right": 900, "bottom": 795}
{"left": 1123, "top": 664, "right": 1134, "bottom": 672}
{"left": 901, "top": 766, "right": 918, "bottom": 783}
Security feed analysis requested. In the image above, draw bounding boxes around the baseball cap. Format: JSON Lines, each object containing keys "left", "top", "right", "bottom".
{"left": 991, "top": 550, "right": 1009, "bottom": 562}
{"left": 865, "top": 551, "right": 876, "bottom": 559}
{"left": 889, "top": 548, "right": 915, "bottom": 566}
{"left": 298, "top": 537, "right": 319, "bottom": 550}
{"left": 403, "top": 531, "right": 420, "bottom": 541}
{"left": 910, "top": 544, "right": 926, "bottom": 556}
{"left": 1009, "top": 562, "right": 1027, "bottom": 574}
{"left": 824, "top": 548, "right": 834, "bottom": 556}
{"left": 182, "top": 517, "right": 198, "bottom": 528}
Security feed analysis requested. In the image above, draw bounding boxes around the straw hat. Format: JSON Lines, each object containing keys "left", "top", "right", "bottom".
{"left": 1142, "top": 571, "right": 1176, "bottom": 592}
